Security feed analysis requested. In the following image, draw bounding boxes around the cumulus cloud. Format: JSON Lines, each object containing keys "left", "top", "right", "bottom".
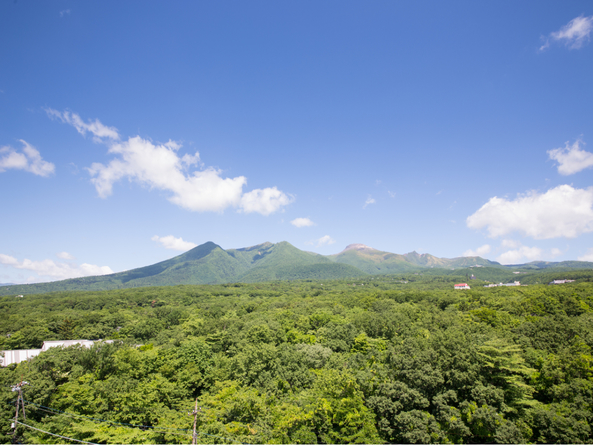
{"left": 51, "top": 110, "right": 292, "bottom": 215}
{"left": 151, "top": 235, "right": 197, "bottom": 251}
{"left": 308, "top": 235, "right": 336, "bottom": 247}
{"left": 363, "top": 196, "right": 376, "bottom": 209}
{"left": 0, "top": 253, "right": 113, "bottom": 282}
{"left": 548, "top": 139, "right": 593, "bottom": 175}
{"left": 46, "top": 108, "right": 120, "bottom": 141}
{"left": 497, "top": 246, "right": 543, "bottom": 265}
{"left": 88, "top": 135, "right": 248, "bottom": 212}
{"left": 0, "top": 140, "right": 55, "bottom": 177}
{"left": 540, "top": 15, "right": 593, "bottom": 51}
{"left": 239, "top": 187, "right": 293, "bottom": 216}
{"left": 56, "top": 252, "right": 75, "bottom": 260}
{"left": 467, "top": 185, "right": 593, "bottom": 239}
{"left": 291, "top": 217, "right": 315, "bottom": 228}
{"left": 463, "top": 244, "right": 491, "bottom": 257}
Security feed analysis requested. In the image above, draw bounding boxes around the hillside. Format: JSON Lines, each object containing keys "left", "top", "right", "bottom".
{"left": 330, "top": 244, "right": 423, "bottom": 274}
{"left": 1, "top": 241, "right": 592, "bottom": 296}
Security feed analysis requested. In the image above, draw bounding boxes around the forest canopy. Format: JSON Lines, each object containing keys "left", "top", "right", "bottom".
{"left": 1, "top": 272, "right": 593, "bottom": 444}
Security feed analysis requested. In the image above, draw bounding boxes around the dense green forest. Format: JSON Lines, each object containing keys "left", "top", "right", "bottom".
{"left": 2, "top": 272, "right": 593, "bottom": 443}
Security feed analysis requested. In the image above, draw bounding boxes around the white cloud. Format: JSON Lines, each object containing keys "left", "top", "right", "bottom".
{"left": 497, "top": 246, "right": 543, "bottom": 265}
{"left": 46, "top": 108, "right": 120, "bottom": 141}
{"left": 0, "top": 140, "right": 55, "bottom": 177}
{"left": 578, "top": 248, "right": 593, "bottom": 262}
{"left": 291, "top": 217, "right": 315, "bottom": 228}
{"left": 60, "top": 9, "right": 71, "bottom": 17}
{"left": 50, "top": 110, "right": 292, "bottom": 215}
{"left": 548, "top": 139, "right": 593, "bottom": 175}
{"left": 467, "top": 185, "right": 593, "bottom": 239}
{"left": 363, "top": 196, "right": 376, "bottom": 209}
{"left": 388, "top": 191, "right": 396, "bottom": 198}
{"left": 463, "top": 244, "right": 491, "bottom": 257}
{"left": 0, "top": 254, "right": 113, "bottom": 282}
{"left": 540, "top": 15, "right": 593, "bottom": 51}
{"left": 88, "top": 135, "right": 248, "bottom": 212}
{"left": 307, "top": 235, "right": 336, "bottom": 248}
{"left": 151, "top": 235, "right": 197, "bottom": 251}
{"left": 239, "top": 187, "right": 293, "bottom": 216}
{"left": 56, "top": 252, "right": 75, "bottom": 260}
{"left": 501, "top": 239, "right": 520, "bottom": 249}
{"left": 550, "top": 248, "right": 562, "bottom": 258}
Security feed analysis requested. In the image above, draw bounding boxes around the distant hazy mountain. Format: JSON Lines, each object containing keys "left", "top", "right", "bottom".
{"left": 331, "top": 244, "right": 499, "bottom": 274}
{"left": 0, "top": 241, "right": 590, "bottom": 296}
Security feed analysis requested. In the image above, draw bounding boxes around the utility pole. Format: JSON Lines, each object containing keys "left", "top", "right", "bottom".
{"left": 11, "top": 379, "right": 28, "bottom": 442}
{"left": 189, "top": 398, "right": 200, "bottom": 445}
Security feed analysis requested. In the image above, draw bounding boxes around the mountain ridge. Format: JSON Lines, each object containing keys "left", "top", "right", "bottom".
{"left": 1, "top": 241, "right": 591, "bottom": 296}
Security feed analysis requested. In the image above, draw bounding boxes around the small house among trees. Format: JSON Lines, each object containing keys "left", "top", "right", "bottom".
{"left": 454, "top": 283, "right": 470, "bottom": 289}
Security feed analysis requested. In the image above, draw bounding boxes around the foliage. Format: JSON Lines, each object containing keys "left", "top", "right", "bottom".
{"left": 1, "top": 275, "right": 593, "bottom": 443}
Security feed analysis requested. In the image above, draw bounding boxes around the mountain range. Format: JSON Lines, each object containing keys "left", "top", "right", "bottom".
{"left": 1, "top": 241, "right": 591, "bottom": 296}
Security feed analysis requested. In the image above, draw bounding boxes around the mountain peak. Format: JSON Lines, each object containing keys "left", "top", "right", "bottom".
{"left": 342, "top": 243, "right": 375, "bottom": 252}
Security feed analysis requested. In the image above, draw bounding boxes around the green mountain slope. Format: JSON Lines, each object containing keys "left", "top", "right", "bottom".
{"left": 330, "top": 244, "right": 500, "bottom": 273}
{"left": 0, "top": 241, "right": 353, "bottom": 296}
{"left": 236, "top": 263, "right": 367, "bottom": 282}
{"left": 402, "top": 251, "right": 500, "bottom": 268}
{"left": 330, "top": 244, "right": 422, "bottom": 274}
{"left": 2, "top": 241, "right": 592, "bottom": 296}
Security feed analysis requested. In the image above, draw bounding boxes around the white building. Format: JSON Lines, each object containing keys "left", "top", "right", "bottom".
{"left": 454, "top": 283, "right": 471, "bottom": 290}
{"left": 549, "top": 279, "right": 576, "bottom": 285}
{"left": 0, "top": 349, "right": 42, "bottom": 367}
{"left": 1, "top": 339, "right": 113, "bottom": 367}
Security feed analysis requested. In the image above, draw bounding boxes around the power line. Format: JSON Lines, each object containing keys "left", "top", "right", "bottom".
{"left": 24, "top": 399, "right": 190, "bottom": 432}
{"left": 15, "top": 421, "right": 100, "bottom": 445}
{"left": 22, "top": 399, "right": 247, "bottom": 444}
{"left": 23, "top": 406, "right": 192, "bottom": 439}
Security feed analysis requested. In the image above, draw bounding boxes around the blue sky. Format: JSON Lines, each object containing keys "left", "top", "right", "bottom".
{"left": 1, "top": 1, "right": 593, "bottom": 284}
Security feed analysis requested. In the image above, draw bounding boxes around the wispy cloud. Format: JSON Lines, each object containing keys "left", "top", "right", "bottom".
{"left": 501, "top": 239, "right": 520, "bottom": 249}
{"left": 540, "top": 15, "right": 593, "bottom": 51}
{"left": 548, "top": 139, "right": 593, "bottom": 175}
{"left": 463, "top": 244, "right": 491, "bottom": 257}
{"left": 0, "top": 253, "right": 113, "bottom": 282}
{"left": 151, "top": 235, "right": 197, "bottom": 251}
{"left": 0, "top": 140, "right": 55, "bottom": 177}
{"left": 578, "top": 248, "right": 593, "bottom": 262}
{"left": 59, "top": 9, "right": 71, "bottom": 17}
{"left": 49, "top": 109, "right": 293, "bottom": 215}
{"left": 291, "top": 217, "right": 315, "bottom": 228}
{"left": 363, "top": 195, "right": 376, "bottom": 209}
{"left": 307, "top": 235, "right": 336, "bottom": 247}
{"left": 467, "top": 185, "right": 593, "bottom": 239}
{"left": 46, "top": 108, "right": 120, "bottom": 142}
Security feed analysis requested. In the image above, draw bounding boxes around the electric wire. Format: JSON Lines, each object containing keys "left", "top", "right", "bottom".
{"left": 27, "top": 405, "right": 193, "bottom": 438}
{"left": 22, "top": 399, "right": 247, "bottom": 444}
{"left": 24, "top": 399, "right": 191, "bottom": 432}
{"left": 15, "top": 421, "right": 100, "bottom": 445}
